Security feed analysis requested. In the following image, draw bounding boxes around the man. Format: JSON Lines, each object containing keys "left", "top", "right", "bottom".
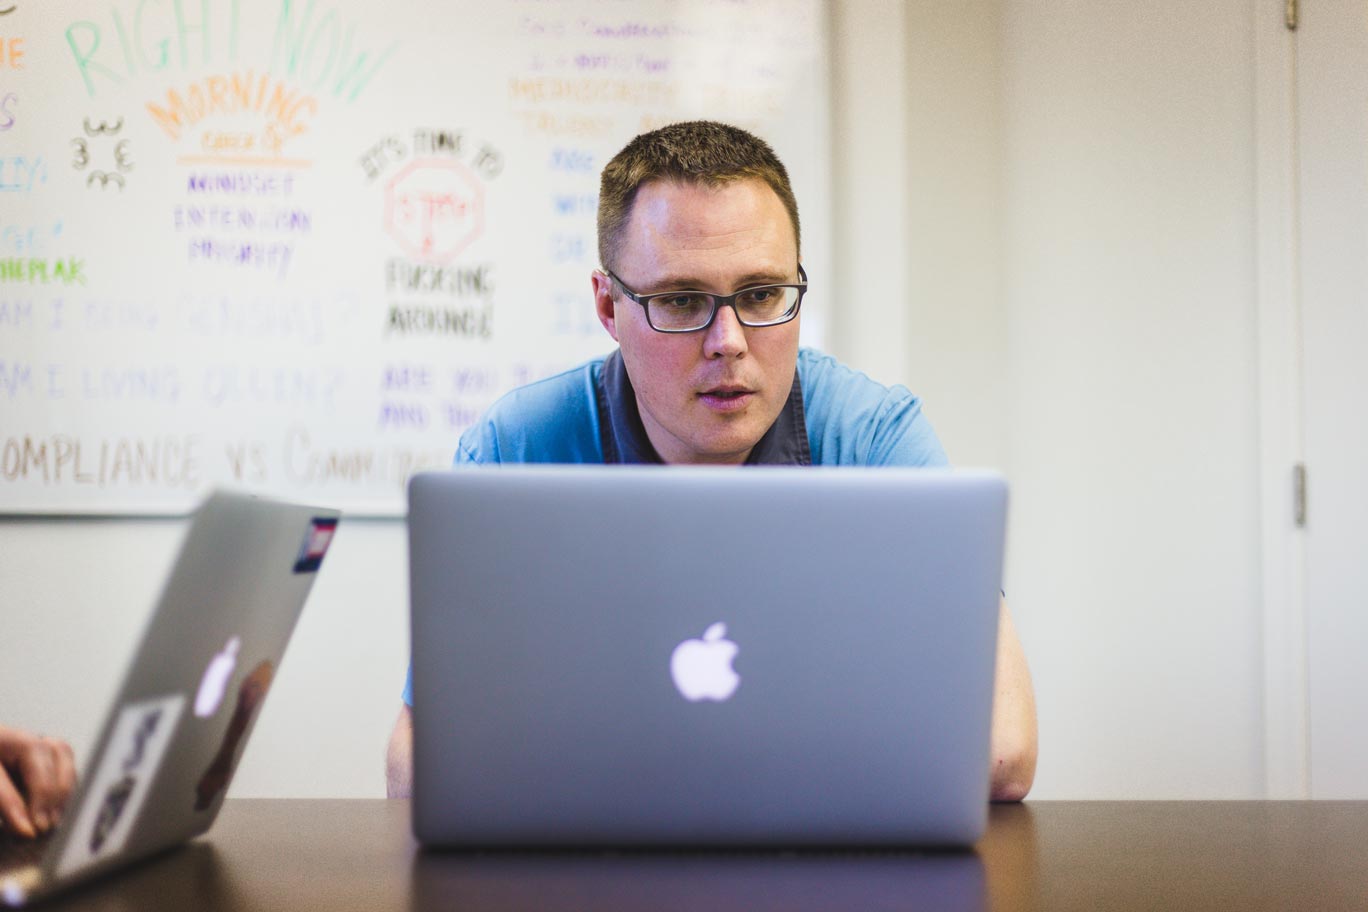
{"left": 0, "top": 726, "right": 76, "bottom": 839}
{"left": 387, "top": 121, "right": 1037, "bottom": 801}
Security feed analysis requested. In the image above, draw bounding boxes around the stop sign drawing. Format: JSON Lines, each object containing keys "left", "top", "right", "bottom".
{"left": 384, "top": 158, "right": 486, "bottom": 263}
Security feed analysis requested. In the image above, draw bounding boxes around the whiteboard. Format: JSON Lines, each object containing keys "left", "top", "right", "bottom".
{"left": 0, "top": 0, "right": 830, "bottom": 515}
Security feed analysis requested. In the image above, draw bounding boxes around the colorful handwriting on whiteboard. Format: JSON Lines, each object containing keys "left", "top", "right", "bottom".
{"left": 63, "top": 3, "right": 396, "bottom": 102}
{"left": 0, "top": 33, "right": 18, "bottom": 133}
{"left": 174, "top": 171, "right": 309, "bottom": 280}
{"left": 0, "top": 155, "right": 44, "bottom": 192}
{"left": 61, "top": 3, "right": 398, "bottom": 170}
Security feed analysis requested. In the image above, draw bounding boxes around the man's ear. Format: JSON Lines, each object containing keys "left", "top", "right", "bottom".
{"left": 592, "top": 270, "right": 619, "bottom": 341}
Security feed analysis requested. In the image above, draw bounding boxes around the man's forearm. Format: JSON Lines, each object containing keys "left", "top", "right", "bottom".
{"left": 386, "top": 705, "right": 414, "bottom": 799}
{"left": 988, "top": 601, "right": 1038, "bottom": 801}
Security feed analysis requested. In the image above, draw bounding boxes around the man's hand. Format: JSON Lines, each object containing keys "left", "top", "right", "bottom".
{"left": 0, "top": 726, "right": 77, "bottom": 839}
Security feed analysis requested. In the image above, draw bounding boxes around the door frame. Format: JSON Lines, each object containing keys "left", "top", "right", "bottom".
{"left": 1253, "top": 0, "right": 1310, "bottom": 800}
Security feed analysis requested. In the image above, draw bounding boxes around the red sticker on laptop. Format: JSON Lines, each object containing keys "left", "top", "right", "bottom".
{"left": 293, "top": 517, "right": 338, "bottom": 573}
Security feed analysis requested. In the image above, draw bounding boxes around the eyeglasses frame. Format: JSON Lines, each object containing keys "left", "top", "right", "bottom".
{"left": 604, "top": 264, "right": 808, "bottom": 333}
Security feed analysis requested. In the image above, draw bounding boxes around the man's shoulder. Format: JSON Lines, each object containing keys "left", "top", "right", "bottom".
{"left": 796, "top": 347, "right": 882, "bottom": 390}
{"left": 796, "top": 346, "right": 910, "bottom": 416}
{"left": 490, "top": 358, "right": 603, "bottom": 417}
{"left": 796, "top": 347, "right": 948, "bottom": 467}
{"left": 456, "top": 357, "right": 607, "bottom": 465}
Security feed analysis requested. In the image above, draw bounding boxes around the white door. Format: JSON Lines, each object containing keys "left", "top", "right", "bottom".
{"left": 1296, "top": 0, "right": 1368, "bottom": 798}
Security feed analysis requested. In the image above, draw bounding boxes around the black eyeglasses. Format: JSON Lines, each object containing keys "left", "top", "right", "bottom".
{"left": 605, "top": 265, "right": 807, "bottom": 333}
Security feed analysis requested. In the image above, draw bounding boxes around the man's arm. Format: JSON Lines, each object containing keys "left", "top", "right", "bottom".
{"left": 386, "top": 705, "right": 414, "bottom": 799}
{"left": 989, "top": 600, "right": 1038, "bottom": 801}
{"left": 0, "top": 726, "right": 76, "bottom": 838}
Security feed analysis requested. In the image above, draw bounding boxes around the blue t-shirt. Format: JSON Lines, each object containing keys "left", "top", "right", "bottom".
{"left": 401, "top": 348, "right": 946, "bottom": 705}
{"left": 455, "top": 347, "right": 947, "bottom": 468}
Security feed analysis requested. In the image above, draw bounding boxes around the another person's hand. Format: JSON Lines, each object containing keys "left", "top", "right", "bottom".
{"left": 0, "top": 726, "right": 77, "bottom": 839}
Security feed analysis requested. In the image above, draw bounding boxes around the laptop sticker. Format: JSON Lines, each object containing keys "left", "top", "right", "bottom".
{"left": 55, "top": 694, "right": 186, "bottom": 878}
{"left": 293, "top": 517, "right": 338, "bottom": 573}
{"left": 194, "top": 659, "right": 274, "bottom": 811}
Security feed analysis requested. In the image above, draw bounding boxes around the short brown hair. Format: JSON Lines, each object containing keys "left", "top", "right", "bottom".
{"left": 597, "top": 121, "right": 801, "bottom": 270}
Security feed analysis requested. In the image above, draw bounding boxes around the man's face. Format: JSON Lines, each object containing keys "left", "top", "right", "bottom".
{"left": 592, "top": 178, "right": 801, "bottom": 465}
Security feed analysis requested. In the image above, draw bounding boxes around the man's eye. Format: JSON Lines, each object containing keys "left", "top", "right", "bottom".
{"left": 657, "top": 293, "right": 710, "bottom": 309}
{"left": 738, "top": 287, "right": 778, "bottom": 305}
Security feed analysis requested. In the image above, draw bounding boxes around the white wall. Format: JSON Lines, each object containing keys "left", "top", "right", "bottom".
{"left": 831, "top": 0, "right": 1009, "bottom": 469}
{"left": 828, "top": 1, "right": 911, "bottom": 387}
{"left": 903, "top": 1, "right": 1009, "bottom": 471}
{"left": 3, "top": 0, "right": 1286, "bottom": 799}
{"left": 831, "top": 0, "right": 1268, "bottom": 798}
{"left": 998, "top": 0, "right": 1264, "bottom": 798}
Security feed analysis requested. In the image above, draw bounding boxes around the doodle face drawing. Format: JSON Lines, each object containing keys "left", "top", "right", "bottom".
{"left": 72, "top": 117, "right": 133, "bottom": 191}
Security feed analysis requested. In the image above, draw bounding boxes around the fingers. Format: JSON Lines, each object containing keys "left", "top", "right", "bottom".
{"left": 17, "top": 737, "right": 75, "bottom": 833}
{"left": 49, "top": 738, "right": 78, "bottom": 827}
{"left": 0, "top": 764, "right": 36, "bottom": 839}
{"left": 0, "top": 726, "right": 78, "bottom": 838}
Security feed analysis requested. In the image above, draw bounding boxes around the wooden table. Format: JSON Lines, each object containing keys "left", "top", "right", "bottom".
{"left": 34, "top": 800, "right": 1368, "bottom": 911}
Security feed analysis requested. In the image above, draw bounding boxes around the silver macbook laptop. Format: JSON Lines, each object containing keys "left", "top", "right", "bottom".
{"left": 0, "top": 490, "right": 340, "bottom": 906}
{"left": 408, "top": 466, "right": 1006, "bottom": 848}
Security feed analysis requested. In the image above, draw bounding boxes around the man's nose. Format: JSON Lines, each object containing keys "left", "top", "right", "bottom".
{"left": 702, "top": 303, "right": 748, "bottom": 357}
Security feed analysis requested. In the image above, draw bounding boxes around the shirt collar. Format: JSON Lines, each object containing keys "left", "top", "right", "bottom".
{"left": 596, "top": 348, "right": 811, "bottom": 466}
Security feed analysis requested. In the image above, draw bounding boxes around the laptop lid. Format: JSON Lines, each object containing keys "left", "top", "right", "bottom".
{"left": 408, "top": 466, "right": 1006, "bottom": 848}
{"left": 2, "top": 490, "right": 339, "bottom": 906}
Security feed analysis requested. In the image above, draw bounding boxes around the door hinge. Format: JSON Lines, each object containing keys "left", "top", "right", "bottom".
{"left": 1286, "top": 0, "right": 1298, "bottom": 31}
{"left": 1293, "top": 463, "right": 1307, "bottom": 528}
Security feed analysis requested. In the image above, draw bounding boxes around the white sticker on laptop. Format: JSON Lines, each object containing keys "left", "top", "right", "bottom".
{"left": 55, "top": 694, "right": 186, "bottom": 878}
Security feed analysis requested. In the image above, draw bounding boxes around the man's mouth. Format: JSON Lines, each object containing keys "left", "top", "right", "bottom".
{"left": 702, "top": 383, "right": 753, "bottom": 396}
{"left": 698, "top": 386, "right": 755, "bottom": 411}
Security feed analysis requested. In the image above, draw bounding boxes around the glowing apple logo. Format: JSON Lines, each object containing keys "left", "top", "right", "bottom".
{"left": 670, "top": 623, "right": 741, "bottom": 702}
{"left": 194, "top": 636, "right": 240, "bottom": 718}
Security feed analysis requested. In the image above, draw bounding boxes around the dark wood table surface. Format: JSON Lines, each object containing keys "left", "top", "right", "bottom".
{"left": 34, "top": 800, "right": 1368, "bottom": 911}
